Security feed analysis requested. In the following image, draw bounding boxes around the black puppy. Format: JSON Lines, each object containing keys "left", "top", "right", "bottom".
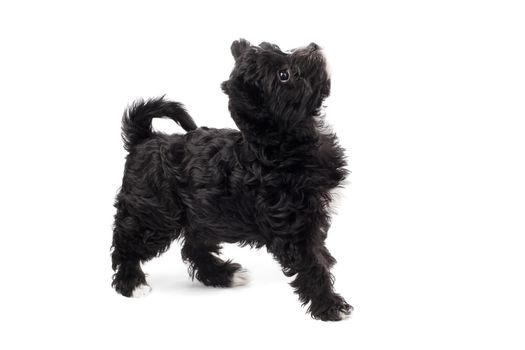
{"left": 111, "top": 39, "right": 352, "bottom": 321}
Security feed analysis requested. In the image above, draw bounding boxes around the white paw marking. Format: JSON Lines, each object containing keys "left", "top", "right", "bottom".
{"left": 231, "top": 269, "right": 250, "bottom": 287}
{"left": 341, "top": 305, "right": 354, "bottom": 320}
{"left": 131, "top": 284, "right": 152, "bottom": 298}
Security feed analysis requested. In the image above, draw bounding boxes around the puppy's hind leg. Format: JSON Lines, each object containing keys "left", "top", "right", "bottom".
{"left": 181, "top": 239, "right": 249, "bottom": 287}
{"left": 111, "top": 215, "right": 151, "bottom": 297}
{"left": 111, "top": 201, "right": 183, "bottom": 297}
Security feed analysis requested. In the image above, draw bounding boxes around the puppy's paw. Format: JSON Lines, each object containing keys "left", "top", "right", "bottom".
{"left": 230, "top": 268, "right": 250, "bottom": 287}
{"left": 311, "top": 296, "right": 353, "bottom": 321}
{"left": 131, "top": 284, "right": 152, "bottom": 298}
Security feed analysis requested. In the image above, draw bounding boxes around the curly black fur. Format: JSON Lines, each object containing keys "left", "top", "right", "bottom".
{"left": 111, "top": 39, "right": 353, "bottom": 321}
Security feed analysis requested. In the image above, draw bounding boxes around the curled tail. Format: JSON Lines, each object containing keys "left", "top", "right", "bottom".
{"left": 121, "top": 96, "right": 197, "bottom": 151}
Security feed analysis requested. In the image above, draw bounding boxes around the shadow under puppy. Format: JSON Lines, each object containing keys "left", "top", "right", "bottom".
{"left": 111, "top": 39, "right": 352, "bottom": 321}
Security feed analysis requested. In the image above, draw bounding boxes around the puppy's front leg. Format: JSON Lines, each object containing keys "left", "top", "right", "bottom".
{"left": 271, "top": 240, "right": 353, "bottom": 321}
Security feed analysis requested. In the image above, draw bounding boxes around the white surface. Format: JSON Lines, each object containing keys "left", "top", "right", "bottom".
{"left": 1, "top": 1, "right": 524, "bottom": 349}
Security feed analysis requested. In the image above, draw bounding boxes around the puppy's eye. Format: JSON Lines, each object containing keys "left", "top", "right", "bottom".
{"left": 278, "top": 69, "right": 290, "bottom": 82}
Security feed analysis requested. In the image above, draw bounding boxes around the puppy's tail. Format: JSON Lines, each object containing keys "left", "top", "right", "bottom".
{"left": 121, "top": 96, "right": 197, "bottom": 151}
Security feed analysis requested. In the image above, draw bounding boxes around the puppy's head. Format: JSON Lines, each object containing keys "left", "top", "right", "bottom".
{"left": 222, "top": 39, "right": 330, "bottom": 142}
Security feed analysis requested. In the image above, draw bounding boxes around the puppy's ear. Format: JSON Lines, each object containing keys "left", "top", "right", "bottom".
{"left": 307, "top": 42, "right": 321, "bottom": 51}
{"left": 231, "top": 39, "right": 250, "bottom": 60}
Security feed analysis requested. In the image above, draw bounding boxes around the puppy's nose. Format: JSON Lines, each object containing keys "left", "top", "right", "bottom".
{"left": 307, "top": 43, "right": 320, "bottom": 51}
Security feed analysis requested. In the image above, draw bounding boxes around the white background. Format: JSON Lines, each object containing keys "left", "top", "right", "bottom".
{"left": 1, "top": 0, "right": 524, "bottom": 349}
